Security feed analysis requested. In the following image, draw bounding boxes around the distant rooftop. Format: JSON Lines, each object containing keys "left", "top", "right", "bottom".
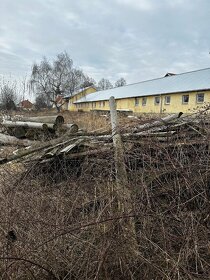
{"left": 164, "top": 72, "right": 176, "bottom": 77}
{"left": 75, "top": 68, "right": 210, "bottom": 103}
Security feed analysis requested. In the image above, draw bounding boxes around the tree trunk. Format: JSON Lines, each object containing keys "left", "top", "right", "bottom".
{"left": 0, "top": 133, "right": 36, "bottom": 147}
{"left": 3, "top": 120, "right": 57, "bottom": 130}
{"left": 135, "top": 112, "right": 183, "bottom": 132}
{"left": 20, "top": 115, "right": 64, "bottom": 125}
{"left": 57, "top": 124, "right": 79, "bottom": 134}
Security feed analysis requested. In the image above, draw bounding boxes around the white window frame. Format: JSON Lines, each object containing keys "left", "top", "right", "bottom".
{"left": 154, "top": 96, "right": 160, "bottom": 105}
{"left": 182, "top": 94, "right": 189, "bottom": 104}
{"left": 196, "top": 93, "right": 204, "bottom": 103}
{"left": 164, "top": 96, "right": 171, "bottom": 105}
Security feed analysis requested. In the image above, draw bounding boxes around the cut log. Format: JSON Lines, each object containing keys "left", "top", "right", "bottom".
{"left": 12, "top": 127, "right": 27, "bottom": 139}
{"left": 56, "top": 124, "right": 79, "bottom": 134}
{"left": 0, "top": 133, "right": 36, "bottom": 147}
{"left": 42, "top": 123, "right": 55, "bottom": 130}
{"left": 19, "top": 115, "right": 64, "bottom": 125}
{"left": 135, "top": 112, "right": 183, "bottom": 132}
{"left": 2, "top": 120, "right": 56, "bottom": 130}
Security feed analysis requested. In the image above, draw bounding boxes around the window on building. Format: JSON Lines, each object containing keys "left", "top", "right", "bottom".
{"left": 135, "top": 97, "right": 139, "bottom": 106}
{"left": 182, "top": 95, "right": 189, "bottom": 104}
{"left": 103, "top": 101, "right": 106, "bottom": 107}
{"left": 165, "top": 96, "right": 171, "bottom": 105}
{"left": 142, "top": 97, "right": 147, "bottom": 106}
{"left": 196, "top": 93, "right": 204, "bottom": 103}
{"left": 154, "top": 96, "right": 160, "bottom": 105}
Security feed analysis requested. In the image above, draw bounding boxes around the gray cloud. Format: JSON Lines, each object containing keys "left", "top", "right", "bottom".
{"left": 0, "top": 0, "right": 210, "bottom": 84}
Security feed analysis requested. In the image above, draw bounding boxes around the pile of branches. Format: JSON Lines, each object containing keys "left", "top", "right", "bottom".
{"left": 1, "top": 110, "right": 210, "bottom": 279}
{"left": 0, "top": 110, "right": 208, "bottom": 167}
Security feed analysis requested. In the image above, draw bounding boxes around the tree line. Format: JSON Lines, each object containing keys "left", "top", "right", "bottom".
{"left": 0, "top": 52, "right": 126, "bottom": 111}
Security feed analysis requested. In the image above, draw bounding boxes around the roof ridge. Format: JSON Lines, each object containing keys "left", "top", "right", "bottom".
{"left": 94, "top": 67, "right": 210, "bottom": 94}
{"left": 124, "top": 67, "right": 210, "bottom": 88}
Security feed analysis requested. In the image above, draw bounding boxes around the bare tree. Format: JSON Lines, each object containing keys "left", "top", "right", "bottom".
{"left": 30, "top": 52, "right": 87, "bottom": 112}
{"left": 35, "top": 95, "right": 48, "bottom": 110}
{"left": 0, "top": 84, "right": 17, "bottom": 111}
{"left": 19, "top": 75, "right": 30, "bottom": 102}
{"left": 98, "top": 78, "right": 113, "bottom": 91}
{"left": 80, "top": 76, "right": 96, "bottom": 89}
{"left": 115, "top": 77, "right": 126, "bottom": 87}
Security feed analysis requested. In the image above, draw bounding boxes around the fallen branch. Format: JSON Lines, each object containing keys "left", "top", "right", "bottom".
{"left": 0, "top": 133, "right": 36, "bottom": 147}
{"left": 134, "top": 112, "right": 183, "bottom": 132}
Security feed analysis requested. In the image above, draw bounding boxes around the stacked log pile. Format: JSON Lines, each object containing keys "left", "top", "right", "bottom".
{"left": 0, "top": 110, "right": 209, "bottom": 166}
{"left": 0, "top": 115, "right": 79, "bottom": 143}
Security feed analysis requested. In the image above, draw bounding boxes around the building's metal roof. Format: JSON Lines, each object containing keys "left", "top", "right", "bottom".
{"left": 63, "top": 86, "right": 96, "bottom": 99}
{"left": 74, "top": 68, "right": 210, "bottom": 103}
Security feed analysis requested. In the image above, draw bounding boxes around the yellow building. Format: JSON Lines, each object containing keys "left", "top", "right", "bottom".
{"left": 62, "top": 86, "right": 97, "bottom": 111}
{"left": 73, "top": 68, "right": 210, "bottom": 114}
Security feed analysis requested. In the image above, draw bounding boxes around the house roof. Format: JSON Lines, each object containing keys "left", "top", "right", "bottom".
{"left": 19, "top": 99, "right": 33, "bottom": 108}
{"left": 74, "top": 68, "right": 210, "bottom": 103}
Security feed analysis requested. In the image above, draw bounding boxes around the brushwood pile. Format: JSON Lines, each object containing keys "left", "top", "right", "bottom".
{"left": 0, "top": 110, "right": 210, "bottom": 279}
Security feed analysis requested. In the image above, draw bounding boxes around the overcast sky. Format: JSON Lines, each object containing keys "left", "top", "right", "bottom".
{"left": 0, "top": 0, "right": 210, "bottom": 84}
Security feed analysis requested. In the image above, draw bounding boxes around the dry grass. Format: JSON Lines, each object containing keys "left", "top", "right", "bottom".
{"left": 1, "top": 110, "right": 210, "bottom": 279}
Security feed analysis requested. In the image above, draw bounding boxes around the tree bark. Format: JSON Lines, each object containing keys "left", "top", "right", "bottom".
{"left": 2, "top": 120, "right": 56, "bottom": 129}
{"left": 20, "top": 115, "right": 64, "bottom": 125}
{"left": 0, "top": 133, "right": 36, "bottom": 147}
{"left": 135, "top": 112, "right": 183, "bottom": 132}
{"left": 56, "top": 124, "right": 79, "bottom": 134}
